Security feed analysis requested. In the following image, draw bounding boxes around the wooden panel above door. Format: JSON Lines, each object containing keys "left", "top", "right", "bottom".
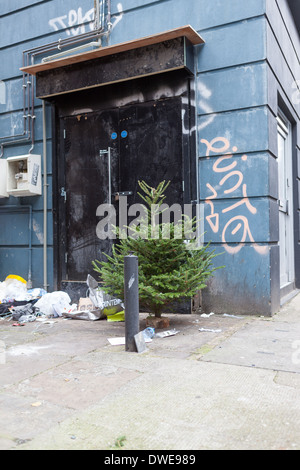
{"left": 20, "top": 26, "right": 204, "bottom": 99}
{"left": 21, "top": 26, "right": 204, "bottom": 75}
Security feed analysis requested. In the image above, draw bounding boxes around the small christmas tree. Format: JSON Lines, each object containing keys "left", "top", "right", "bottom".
{"left": 92, "top": 180, "right": 222, "bottom": 318}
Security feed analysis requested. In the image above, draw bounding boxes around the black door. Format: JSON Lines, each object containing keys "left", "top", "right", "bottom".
{"left": 119, "top": 98, "right": 184, "bottom": 207}
{"left": 59, "top": 109, "right": 119, "bottom": 282}
{"left": 58, "top": 97, "right": 184, "bottom": 284}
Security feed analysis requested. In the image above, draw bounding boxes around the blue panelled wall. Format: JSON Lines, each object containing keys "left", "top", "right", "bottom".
{"left": 0, "top": 0, "right": 299, "bottom": 315}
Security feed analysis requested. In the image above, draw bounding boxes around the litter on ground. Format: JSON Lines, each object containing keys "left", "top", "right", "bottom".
{"left": 0, "top": 274, "right": 125, "bottom": 325}
{"left": 155, "top": 329, "right": 179, "bottom": 338}
{"left": 223, "top": 313, "right": 243, "bottom": 319}
{"left": 199, "top": 328, "right": 222, "bottom": 333}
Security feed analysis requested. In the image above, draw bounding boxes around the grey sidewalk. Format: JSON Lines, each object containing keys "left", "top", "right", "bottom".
{"left": 0, "top": 293, "right": 300, "bottom": 450}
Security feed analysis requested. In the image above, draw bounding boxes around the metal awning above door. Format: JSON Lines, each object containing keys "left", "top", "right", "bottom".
{"left": 20, "top": 25, "right": 204, "bottom": 99}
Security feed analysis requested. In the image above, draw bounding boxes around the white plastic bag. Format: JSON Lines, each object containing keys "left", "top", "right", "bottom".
{"left": 87, "top": 275, "right": 124, "bottom": 317}
{"left": 0, "top": 276, "right": 28, "bottom": 302}
{"left": 35, "top": 291, "right": 72, "bottom": 317}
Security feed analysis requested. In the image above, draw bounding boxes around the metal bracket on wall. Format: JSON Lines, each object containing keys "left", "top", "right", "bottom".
{"left": 113, "top": 191, "right": 133, "bottom": 197}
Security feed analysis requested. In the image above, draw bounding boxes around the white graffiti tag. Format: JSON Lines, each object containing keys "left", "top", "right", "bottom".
{"left": 49, "top": 7, "right": 95, "bottom": 36}
{"left": 49, "top": 3, "right": 124, "bottom": 37}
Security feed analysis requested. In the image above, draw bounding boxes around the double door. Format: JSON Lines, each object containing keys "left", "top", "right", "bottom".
{"left": 57, "top": 97, "right": 184, "bottom": 282}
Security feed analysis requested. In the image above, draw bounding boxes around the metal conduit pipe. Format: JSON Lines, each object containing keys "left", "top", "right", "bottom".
{"left": 30, "top": 21, "right": 106, "bottom": 60}
{"left": 0, "top": 205, "right": 33, "bottom": 288}
{"left": 0, "top": 2, "right": 111, "bottom": 289}
{"left": 0, "top": 40, "right": 101, "bottom": 155}
{"left": 42, "top": 41, "right": 101, "bottom": 63}
{"left": 23, "top": 12, "right": 107, "bottom": 56}
{"left": 0, "top": 49, "right": 34, "bottom": 153}
{"left": 107, "top": 0, "right": 112, "bottom": 32}
{"left": 22, "top": 0, "right": 109, "bottom": 59}
{"left": 26, "top": 29, "right": 104, "bottom": 59}
{"left": 0, "top": 57, "right": 30, "bottom": 147}
{"left": 0, "top": 75, "right": 33, "bottom": 155}
{"left": 28, "top": 57, "right": 36, "bottom": 154}
{"left": 0, "top": 1, "right": 111, "bottom": 155}
{"left": 94, "top": 0, "right": 100, "bottom": 30}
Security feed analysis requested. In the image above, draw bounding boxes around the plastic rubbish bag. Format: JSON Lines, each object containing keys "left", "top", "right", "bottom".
{"left": 10, "top": 303, "right": 35, "bottom": 321}
{"left": 0, "top": 275, "right": 27, "bottom": 303}
{"left": 106, "top": 310, "right": 125, "bottom": 322}
{"left": 26, "top": 288, "right": 47, "bottom": 300}
{"left": 62, "top": 309, "right": 104, "bottom": 321}
{"left": 8, "top": 288, "right": 47, "bottom": 303}
{"left": 35, "top": 291, "right": 72, "bottom": 317}
{"left": 87, "top": 275, "right": 125, "bottom": 321}
{"left": 18, "top": 314, "right": 36, "bottom": 323}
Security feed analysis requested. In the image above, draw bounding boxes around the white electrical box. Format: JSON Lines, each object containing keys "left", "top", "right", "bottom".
{"left": 0, "top": 159, "right": 8, "bottom": 198}
{"left": 7, "top": 154, "right": 42, "bottom": 197}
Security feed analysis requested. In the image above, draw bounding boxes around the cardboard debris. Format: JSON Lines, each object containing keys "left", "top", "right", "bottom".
{"left": 108, "top": 336, "right": 152, "bottom": 346}
{"left": 107, "top": 337, "right": 126, "bottom": 346}
{"left": 78, "top": 297, "right": 94, "bottom": 312}
{"left": 134, "top": 331, "right": 148, "bottom": 353}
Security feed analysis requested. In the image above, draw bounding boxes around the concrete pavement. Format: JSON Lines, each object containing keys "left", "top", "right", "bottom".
{"left": 0, "top": 292, "right": 299, "bottom": 450}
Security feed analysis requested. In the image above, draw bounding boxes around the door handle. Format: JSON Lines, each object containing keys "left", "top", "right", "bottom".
{"left": 99, "top": 147, "right": 112, "bottom": 203}
{"left": 61, "top": 187, "right": 67, "bottom": 202}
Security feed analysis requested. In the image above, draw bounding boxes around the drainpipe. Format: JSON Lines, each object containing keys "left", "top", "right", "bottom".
{"left": 27, "top": 205, "right": 33, "bottom": 289}
{"left": 106, "top": 0, "right": 112, "bottom": 44}
{"left": 107, "top": 0, "right": 112, "bottom": 28}
{"left": 94, "top": 0, "right": 100, "bottom": 30}
{"left": 0, "top": 205, "right": 32, "bottom": 288}
{"left": 42, "top": 101, "right": 48, "bottom": 292}
{"left": 28, "top": 60, "right": 36, "bottom": 154}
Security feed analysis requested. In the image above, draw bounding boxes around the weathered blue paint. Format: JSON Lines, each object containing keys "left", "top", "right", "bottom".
{"left": 199, "top": 153, "right": 273, "bottom": 199}
{"left": 197, "top": 63, "right": 268, "bottom": 113}
{"left": 202, "top": 198, "right": 277, "bottom": 243}
{"left": 0, "top": 211, "right": 53, "bottom": 246}
{"left": 0, "top": 0, "right": 96, "bottom": 48}
{"left": 0, "top": 0, "right": 299, "bottom": 314}
{"left": 0, "top": 247, "right": 54, "bottom": 289}
{"left": 197, "top": 17, "right": 267, "bottom": 73}
{"left": 201, "top": 245, "right": 275, "bottom": 315}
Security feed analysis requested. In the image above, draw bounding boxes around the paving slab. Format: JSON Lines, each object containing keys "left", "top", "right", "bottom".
{"left": 12, "top": 357, "right": 300, "bottom": 450}
{"left": 201, "top": 295, "right": 300, "bottom": 374}
{"left": 0, "top": 296, "right": 299, "bottom": 450}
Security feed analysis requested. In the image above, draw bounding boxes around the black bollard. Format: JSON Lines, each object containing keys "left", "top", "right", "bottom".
{"left": 124, "top": 254, "right": 139, "bottom": 352}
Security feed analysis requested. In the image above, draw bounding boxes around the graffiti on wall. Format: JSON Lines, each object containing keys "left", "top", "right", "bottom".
{"left": 201, "top": 136, "right": 268, "bottom": 255}
{"left": 49, "top": 3, "right": 124, "bottom": 37}
{"left": 111, "top": 3, "right": 124, "bottom": 32}
{"left": 49, "top": 7, "right": 95, "bottom": 36}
